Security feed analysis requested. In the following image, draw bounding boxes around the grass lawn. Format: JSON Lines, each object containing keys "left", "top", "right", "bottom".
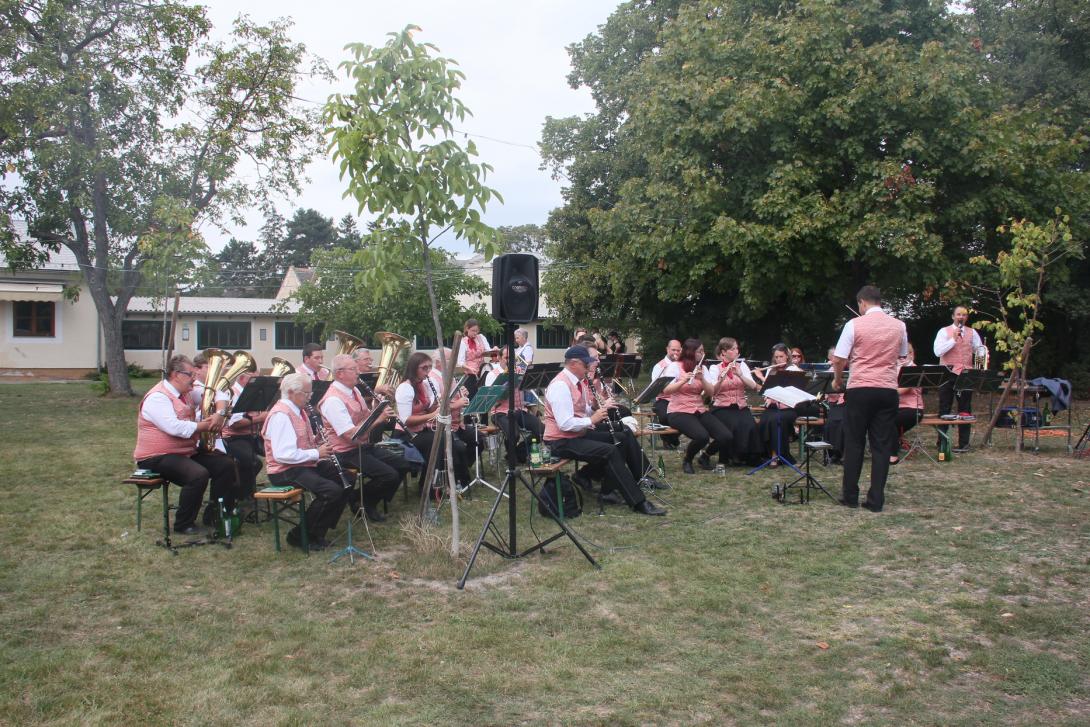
{"left": 0, "top": 380, "right": 1088, "bottom": 725}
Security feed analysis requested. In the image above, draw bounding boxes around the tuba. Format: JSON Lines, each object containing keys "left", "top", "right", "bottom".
{"left": 374, "top": 331, "right": 411, "bottom": 391}
{"left": 335, "top": 329, "right": 366, "bottom": 356}
{"left": 269, "top": 357, "right": 295, "bottom": 378}
{"left": 213, "top": 350, "right": 257, "bottom": 422}
{"left": 198, "top": 349, "right": 233, "bottom": 451}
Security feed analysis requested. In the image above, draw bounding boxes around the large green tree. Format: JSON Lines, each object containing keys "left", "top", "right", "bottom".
{"left": 541, "top": 0, "right": 1087, "bottom": 358}
{"left": 0, "top": 1, "right": 323, "bottom": 394}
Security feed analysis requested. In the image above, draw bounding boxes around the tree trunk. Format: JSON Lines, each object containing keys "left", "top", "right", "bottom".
{"left": 80, "top": 261, "right": 136, "bottom": 397}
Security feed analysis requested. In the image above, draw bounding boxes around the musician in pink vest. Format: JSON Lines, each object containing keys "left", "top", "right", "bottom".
{"left": 485, "top": 348, "right": 544, "bottom": 461}
{"left": 263, "top": 372, "right": 347, "bottom": 550}
{"left": 431, "top": 349, "right": 474, "bottom": 488}
{"left": 663, "top": 338, "right": 731, "bottom": 474}
{"left": 543, "top": 346, "right": 665, "bottom": 516}
{"left": 319, "top": 354, "right": 405, "bottom": 523}
{"left": 395, "top": 352, "right": 468, "bottom": 491}
{"left": 298, "top": 342, "right": 329, "bottom": 381}
{"left": 650, "top": 339, "right": 682, "bottom": 449}
{"left": 707, "top": 337, "right": 762, "bottom": 466}
{"left": 133, "top": 355, "right": 237, "bottom": 535}
{"left": 832, "top": 285, "right": 909, "bottom": 512}
{"left": 933, "top": 305, "right": 987, "bottom": 452}
{"left": 455, "top": 318, "right": 492, "bottom": 399}
{"left": 221, "top": 369, "right": 267, "bottom": 499}
{"left": 893, "top": 343, "right": 925, "bottom": 465}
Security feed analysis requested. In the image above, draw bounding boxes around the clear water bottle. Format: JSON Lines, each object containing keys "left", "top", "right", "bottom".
{"left": 530, "top": 437, "right": 543, "bottom": 467}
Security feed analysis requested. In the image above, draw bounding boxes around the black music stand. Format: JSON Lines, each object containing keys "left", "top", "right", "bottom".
{"left": 747, "top": 370, "right": 810, "bottom": 477}
{"left": 459, "top": 323, "right": 599, "bottom": 589}
{"left": 897, "top": 365, "right": 950, "bottom": 463}
{"left": 327, "top": 403, "right": 391, "bottom": 565}
{"left": 601, "top": 353, "right": 642, "bottom": 393}
{"left": 634, "top": 376, "right": 672, "bottom": 408}
{"left": 776, "top": 440, "right": 835, "bottom": 504}
{"left": 461, "top": 385, "right": 507, "bottom": 498}
{"left": 235, "top": 376, "right": 281, "bottom": 412}
{"left": 309, "top": 380, "right": 331, "bottom": 406}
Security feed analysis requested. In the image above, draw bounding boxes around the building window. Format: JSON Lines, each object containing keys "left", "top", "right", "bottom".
{"left": 275, "top": 321, "right": 322, "bottom": 350}
{"left": 536, "top": 324, "right": 570, "bottom": 349}
{"left": 122, "top": 320, "right": 168, "bottom": 350}
{"left": 12, "top": 301, "right": 55, "bottom": 337}
{"left": 415, "top": 332, "right": 454, "bottom": 349}
{"left": 197, "top": 321, "right": 251, "bottom": 350}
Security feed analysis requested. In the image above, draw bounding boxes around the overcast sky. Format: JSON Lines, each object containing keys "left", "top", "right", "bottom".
{"left": 198, "top": 0, "right": 620, "bottom": 254}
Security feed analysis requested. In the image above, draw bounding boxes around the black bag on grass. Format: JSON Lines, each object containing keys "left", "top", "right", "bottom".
{"left": 537, "top": 472, "right": 582, "bottom": 519}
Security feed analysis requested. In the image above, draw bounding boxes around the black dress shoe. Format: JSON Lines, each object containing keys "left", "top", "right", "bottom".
{"left": 364, "top": 506, "right": 387, "bottom": 523}
{"left": 600, "top": 491, "right": 625, "bottom": 506}
{"left": 572, "top": 472, "right": 596, "bottom": 494}
{"left": 634, "top": 500, "right": 666, "bottom": 516}
{"left": 862, "top": 501, "right": 883, "bottom": 513}
{"left": 696, "top": 453, "right": 713, "bottom": 470}
{"left": 682, "top": 460, "right": 695, "bottom": 475}
{"left": 173, "top": 525, "right": 200, "bottom": 535}
{"left": 837, "top": 498, "right": 858, "bottom": 508}
{"left": 643, "top": 476, "right": 672, "bottom": 491}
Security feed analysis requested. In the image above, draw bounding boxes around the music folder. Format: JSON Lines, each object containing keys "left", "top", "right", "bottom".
{"left": 351, "top": 400, "right": 390, "bottom": 441}
{"left": 634, "top": 376, "right": 672, "bottom": 405}
{"left": 234, "top": 376, "right": 281, "bottom": 412}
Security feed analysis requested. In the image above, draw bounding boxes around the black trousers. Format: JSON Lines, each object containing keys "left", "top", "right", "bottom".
{"left": 223, "top": 436, "right": 263, "bottom": 499}
{"left": 268, "top": 461, "right": 346, "bottom": 540}
{"left": 491, "top": 410, "right": 545, "bottom": 462}
{"left": 408, "top": 428, "right": 470, "bottom": 488}
{"left": 938, "top": 384, "right": 973, "bottom": 448}
{"left": 138, "top": 451, "right": 238, "bottom": 531}
{"left": 576, "top": 425, "right": 652, "bottom": 483}
{"left": 653, "top": 398, "right": 680, "bottom": 447}
{"left": 824, "top": 404, "right": 846, "bottom": 459}
{"left": 895, "top": 407, "right": 923, "bottom": 444}
{"left": 668, "top": 411, "right": 731, "bottom": 462}
{"left": 708, "top": 406, "right": 762, "bottom": 463}
{"left": 335, "top": 446, "right": 404, "bottom": 508}
{"left": 841, "top": 387, "right": 898, "bottom": 509}
{"left": 758, "top": 406, "right": 798, "bottom": 461}
{"left": 546, "top": 431, "right": 646, "bottom": 507}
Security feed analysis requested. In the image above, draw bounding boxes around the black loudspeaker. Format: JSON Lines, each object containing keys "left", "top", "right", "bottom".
{"left": 492, "top": 253, "right": 539, "bottom": 324}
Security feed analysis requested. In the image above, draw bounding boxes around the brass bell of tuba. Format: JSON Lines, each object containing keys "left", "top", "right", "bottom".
{"left": 334, "top": 329, "right": 366, "bottom": 357}
{"left": 269, "top": 357, "right": 295, "bottom": 378}
{"left": 198, "top": 348, "right": 233, "bottom": 451}
{"left": 374, "top": 331, "right": 411, "bottom": 391}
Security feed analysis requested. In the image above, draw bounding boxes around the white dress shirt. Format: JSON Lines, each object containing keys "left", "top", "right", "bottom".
{"left": 545, "top": 369, "right": 593, "bottom": 433}
{"left": 395, "top": 379, "right": 434, "bottom": 424}
{"left": 456, "top": 334, "right": 491, "bottom": 366}
{"left": 834, "top": 307, "right": 909, "bottom": 359}
{"left": 708, "top": 360, "right": 756, "bottom": 389}
{"left": 515, "top": 342, "right": 534, "bottom": 366}
{"left": 266, "top": 400, "right": 319, "bottom": 465}
{"left": 651, "top": 356, "right": 672, "bottom": 381}
{"left": 933, "top": 325, "right": 986, "bottom": 358}
{"left": 320, "top": 381, "right": 361, "bottom": 437}
{"left": 141, "top": 381, "right": 199, "bottom": 439}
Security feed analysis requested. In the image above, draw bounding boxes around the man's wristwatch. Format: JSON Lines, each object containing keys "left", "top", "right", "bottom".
{"left": 216, "top": 409, "right": 227, "bottom": 417}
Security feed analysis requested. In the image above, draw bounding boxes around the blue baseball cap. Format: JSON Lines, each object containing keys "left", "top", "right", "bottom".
{"left": 563, "top": 345, "right": 593, "bottom": 365}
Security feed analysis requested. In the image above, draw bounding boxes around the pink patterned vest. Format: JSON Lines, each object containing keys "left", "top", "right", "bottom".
{"left": 939, "top": 325, "right": 974, "bottom": 374}
{"left": 320, "top": 383, "right": 369, "bottom": 453}
{"left": 463, "top": 335, "right": 487, "bottom": 376}
{"left": 543, "top": 372, "right": 588, "bottom": 441}
{"left": 133, "top": 381, "right": 198, "bottom": 460}
{"left": 668, "top": 366, "right": 707, "bottom": 414}
{"left": 262, "top": 401, "right": 315, "bottom": 474}
{"left": 847, "top": 311, "right": 905, "bottom": 389}
{"left": 711, "top": 363, "right": 748, "bottom": 408}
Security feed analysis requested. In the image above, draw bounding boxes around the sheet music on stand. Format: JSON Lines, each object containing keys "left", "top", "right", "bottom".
{"left": 635, "top": 376, "right": 672, "bottom": 406}
{"left": 519, "top": 367, "right": 554, "bottom": 392}
{"left": 308, "top": 380, "right": 331, "bottom": 406}
{"left": 763, "top": 386, "right": 817, "bottom": 409}
{"left": 234, "top": 375, "right": 282, "bottom": 412}
{"left": 465, "top": 385, "right": 506, "bottom": 416}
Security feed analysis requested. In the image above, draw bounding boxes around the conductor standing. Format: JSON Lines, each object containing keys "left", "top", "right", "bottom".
{"left": 832, "top": 285, "right": 908, "bottom": 513}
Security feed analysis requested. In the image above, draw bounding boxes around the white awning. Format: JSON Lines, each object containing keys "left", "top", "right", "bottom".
{"left": 0, "top": 282, "right": 64, "bottom": 302}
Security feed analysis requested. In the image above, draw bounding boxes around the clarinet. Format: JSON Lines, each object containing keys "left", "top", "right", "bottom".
{"left": 585, "top": 373, "right": 622, "bottom": 446}
{"left": 303, "top": 404, "right": 352, "bottom": 489}
{"left": 357, "top": 377, "right": 410, "bottom": 432}
{"left": 425, "top": 377, "right": 442, "bottom": 430}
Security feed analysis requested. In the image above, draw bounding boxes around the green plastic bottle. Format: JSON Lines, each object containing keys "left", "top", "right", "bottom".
{"left": 529, "top": 437, "right": 543, "bottom": 467}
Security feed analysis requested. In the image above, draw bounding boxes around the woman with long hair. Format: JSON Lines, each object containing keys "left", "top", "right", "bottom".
{"left": 892, "top": 342, "right": 924, "bottom": 465}
{"left": 755, "top": 343, "right": 799, "bottom": 465}
{"left": 662, "top": 338, "right": 732, "bottom": 474}
{"left": 707, "top": 337, "right": 762, "bottom": 466}
{"left": 395, "top": 351, "right": 468, "bottom": 490}
{"left": 456, "top": 318, "right": 491, "bottom": 398}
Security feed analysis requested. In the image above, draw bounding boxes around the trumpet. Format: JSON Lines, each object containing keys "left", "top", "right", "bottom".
{"left": 303, "top": 403, "right": 352, "bottom": 489}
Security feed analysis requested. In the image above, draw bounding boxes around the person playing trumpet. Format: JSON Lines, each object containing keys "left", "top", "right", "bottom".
{"left": 298, "top": 342, "right": 329, "bottom": 381}
{"left": 662, "top": 338, "right": 732, "bottom": 475}
{"left": 933, "top": 305, "right": 986, "bottom": 453}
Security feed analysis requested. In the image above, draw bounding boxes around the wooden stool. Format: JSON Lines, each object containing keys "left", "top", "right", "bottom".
{"left": 254, "top": 487, "right": 309, "bottom": 554}
{"left": 526, "top": 459, "right": 573, "bottom": 519}
{"left": 124, "top": 476, "right": 168, "bottom": 533}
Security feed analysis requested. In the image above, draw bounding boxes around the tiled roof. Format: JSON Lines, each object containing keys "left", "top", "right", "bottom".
{"left": 127, "top": 296, "right": 300, "bottom": 315}
{"left": 0, "top": 220, "right": 82, "bottom": 271}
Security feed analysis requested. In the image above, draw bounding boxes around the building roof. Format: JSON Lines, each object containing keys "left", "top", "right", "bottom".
{"left": 127, "top": 296, "right": 300, "bottom": 315}
{"left": 0, "top": 220, "right": 82, "bottom": 272}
